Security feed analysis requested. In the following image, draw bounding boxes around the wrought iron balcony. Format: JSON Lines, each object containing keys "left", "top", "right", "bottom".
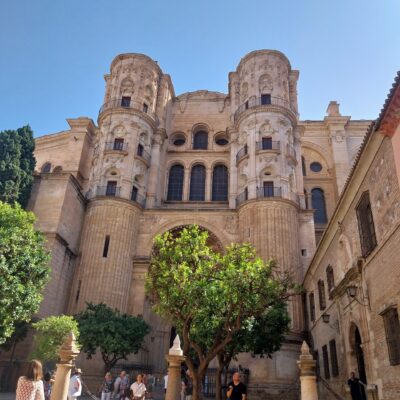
{"left": 256, "top": 186, "right": 282, "bottom": 199}
{"left": 236, "top": 145, "right": 248, "bottom": 163}
{"left": 256, "top": 140, "right": 280, "bottom": 152}
{"left": 130, "top": 192, "right": 146, "bottom": 207}
{"left": 99, "top": 98, "right": 155, "bottom": 119}
{"left": 96, "top": 186, "right": 121, "bottom": 197}
{"left": 105, "top": 141, "right": 129, "bottom": 152}
{"left": 136, "top": 147, "right": 151, "bottom": 163}
{"left": 236, "top": 190, "right": 248, "bottom": 207}
{"left": 234, "top": 96, "right": 292, "bottom": 122}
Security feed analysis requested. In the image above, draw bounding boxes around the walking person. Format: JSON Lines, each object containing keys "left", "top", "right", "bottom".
{"left": 99, "top": 372, "right": 113, "bottom": 400}
{"left": 183, "top": 370, "right": 193, "bottom": 400}
{"left": 227, "top": 372, "right": 247, "bottom": 400}
{"left": 68, "top": 368, "right": 82, "bottom": 400}
{"left": 43, "top": 372, "right": 53, "bottom": 400}
{"left": 130, "top": 373, "right": 147, "bottom": 400}
{"left": 114, "top": 371, "right": 129, "bottom": 399}
{"left": 16, "top": 359, "right": 45, "bottom": 400}
{"left": 348, "top": 372, "right": 366, "bottom": 400}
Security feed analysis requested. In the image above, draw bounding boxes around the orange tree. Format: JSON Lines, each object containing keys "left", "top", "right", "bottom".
{"left": 145, "top": 225, "right": 295, "bottom": 400}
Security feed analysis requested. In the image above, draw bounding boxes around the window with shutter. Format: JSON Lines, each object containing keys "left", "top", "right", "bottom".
{"left": 329, "top": 339, "right": 339, "bottom": 376}
{"left": 326, "top": 265, "right": 335, "bottom": 292}
{"left": 356, "top": 192, "right": 377, "bottom": 257}
{"left": 318, "top": 280, "right": 327, "bottom": 310}
{"left": 382, "top": 308, "right": 400, "bottom": 365}
{"left": 309, "top": 293, "right": 316, "bottom": 322}
{"left": 322, "top": 345, "right": 330, "bottom": 379}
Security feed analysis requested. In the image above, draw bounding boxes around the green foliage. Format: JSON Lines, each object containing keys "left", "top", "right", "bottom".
{"left": 31, "top": 315, "right": 80, "bottom": 362}
{"left": 0, "top": 126, "right": 36, "bottom": 207}
{"left": 75, "top": 303, "right": 150, "bottom": 371}
{"left": 0, "top": 201, "right": 50, "bottom": 344}
{"left": 146, "top": 224, "right": 296, "bottom": 395}
{"left": 0, "top": 320, "right": 30, "bottom": 353}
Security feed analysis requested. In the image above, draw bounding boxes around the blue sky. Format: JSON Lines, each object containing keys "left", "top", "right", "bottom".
{"left": 0, "top": 0, "right": 399, "bottom": 136}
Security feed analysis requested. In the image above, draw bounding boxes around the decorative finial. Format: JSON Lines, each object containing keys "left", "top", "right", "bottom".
{"left": 169, "top": 334, "right": 183, "bottom": 356}
{"left": 326, "top": 101, "right": 341, "bottom": 117}
{"left": 301, "top": 341, "right": 310, "bottom": 355}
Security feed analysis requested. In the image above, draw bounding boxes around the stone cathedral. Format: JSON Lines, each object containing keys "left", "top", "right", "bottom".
{"left": 27, "top": 50, "right": 372, "bottom": 398}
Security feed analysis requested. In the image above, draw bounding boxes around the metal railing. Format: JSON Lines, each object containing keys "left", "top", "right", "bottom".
{"left": 96, "top": 185, "right": 121, "bottom": 197}
{"left": 131, "top": 192, "right": 146, "bottom": 207}
{"left": 234, "top": 96, "right": 292, "bottom": 121}
{"left": 105, "top": 141, "right": 129, "bottom": 152}
{"left": 236, "top": 145, "right": 248, "bottom": 163}
{"left": 256, "top": 140, "right": 280, "bottom": 151}
{"left": 99, "top": 98, "right": 155, "bottom": 119}
{"left": 257, "top": 186, "right": 282, "bottom": 199}
{"left": 136, "top": 148, "right": 151, "bottom": 163}
{"left": 236, "top": 190, "right": 248, "bottom": 206}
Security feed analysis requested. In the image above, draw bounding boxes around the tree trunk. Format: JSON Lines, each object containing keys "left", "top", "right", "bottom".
{"left": 216, "top": 364, "right": 223, "bottom": 400}
{"left": 191, "top": 368, "right": 207, "bottom": 400}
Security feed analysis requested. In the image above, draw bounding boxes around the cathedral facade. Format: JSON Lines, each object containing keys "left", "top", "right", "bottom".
{"left": 27, "top": 50, "right": 372, "bottom": 398}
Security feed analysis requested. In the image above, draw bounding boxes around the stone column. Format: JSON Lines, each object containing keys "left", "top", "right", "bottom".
{"left": 50, "top": 332, "right": 80, "bottom": 400}
{"left": 297, "top": 341, "right": 318, "bottom": 400}
{"left": 205, "top": 167, "right": 212, "bottom": 201}
{"left": 183, "top": 167, "right": 190, "bottom": 201}
{"left": 165, "top": 335, "right": 185, "bottom": 400}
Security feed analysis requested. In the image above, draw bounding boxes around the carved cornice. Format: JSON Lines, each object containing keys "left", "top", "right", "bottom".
{"left": 97, "top": 107, "right": 157, "bottom": 130}
{"left": 234, "top": 105, "right": 297, "bottom": 128}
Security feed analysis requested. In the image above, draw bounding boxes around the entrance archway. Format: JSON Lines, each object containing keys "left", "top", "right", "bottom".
{"left": 349, "top": 323, "right": 367, "bottom": 400}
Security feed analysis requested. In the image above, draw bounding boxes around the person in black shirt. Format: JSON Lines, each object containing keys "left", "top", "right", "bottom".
{"left": 347, "top": 372, "right": 366, "bottom": 400}
{"left": 227, "top": 372, "right": 246, "bottom": 400}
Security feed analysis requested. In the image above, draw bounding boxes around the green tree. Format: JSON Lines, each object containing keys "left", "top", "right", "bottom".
{"left": 75, "top": 303, "right": 150, "bottom": 372}
{"left": 0, "top": 201, "right": 50, "bottom": 344}
{"left": 31, "top": 315, "right": 79, "bottom": 362}
{"left": 146, "top": 225, "right": 295, "bottom": 400}
{"left": 0, "top": 125, "right": 36, "bottom": 207}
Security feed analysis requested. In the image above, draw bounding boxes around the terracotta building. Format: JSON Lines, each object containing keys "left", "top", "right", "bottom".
{"left": 303, "top": 72, "right": 400, "bottom": 400}
{"left": 18, "top": 50, "right": 377, "bottom": 398}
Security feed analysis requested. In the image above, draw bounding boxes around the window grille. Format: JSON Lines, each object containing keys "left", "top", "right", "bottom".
{"left": 114, "top": 138, "right": 124, "bottom": 151}
{"left": 167, "top": 165, "right": 184, "bottom": 201}
{"left": 356, "top": 191, "right": 377, "bottom": 257}
{"left": 322, "top": 344, "right": 330, "bottom": 379}
{"left": 311, "top": 188, "right": 328, "bottom": 224}
{"left": 263, "top": 181, "right": 274, "bottom": 197}
{"left": 121, "top": 96, "right": 131, "bottom": 107}
{"left": 189, "top": 165, "right": 206, "bottom": 201}
{"left": 309, "top": 292, "right": 316, "bottom": 322}
{"left": 329, "top": 339, "right": 339, "bottom": 376}
{"left": 212, "top": 165, "right": 228, "bottom": 201}
{"left": 382, "top": 308, "right": 400, "bottom": 365}
{"left": 262, "top": 137, "right": 273, "bottom": 150}
{"left": 193, "top": 131, "right": 208, "bottom": 150}
{"left": 326, "top": 265, "right": 335, "bottom": 292}
{"left": 318, "top": 280, "right": 326, "bottom": 310}
{"left": 106, "top": 181, "right": 117, "bottom": 196}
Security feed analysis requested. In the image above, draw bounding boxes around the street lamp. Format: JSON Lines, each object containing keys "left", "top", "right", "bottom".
{"left": 322, "top": 313, "right": 330, "bottom": 323}
{"left": 346, "top": 285, "right": 357, "bottom": 298}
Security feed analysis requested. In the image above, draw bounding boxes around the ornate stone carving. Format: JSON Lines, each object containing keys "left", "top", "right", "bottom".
{"left": 224, "top": 215, "right": 238, "bottom": 234}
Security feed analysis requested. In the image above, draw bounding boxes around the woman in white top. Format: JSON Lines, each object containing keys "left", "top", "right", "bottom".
{"left": 130, "top": 374, "right": 147, "bottom": 400}
{"left": 16, "top": 359, "right": 45, "bottom": 400}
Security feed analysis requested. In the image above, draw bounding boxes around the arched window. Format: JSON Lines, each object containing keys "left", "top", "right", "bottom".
{"left": 53, "top": 166, "right": 63, "bottom": 173}
{"left": 326, "top": 265, "right": 335, "bottom": 292}
{"left": 193, "top": 131, "right": 208, "bottom": 150}
{"left": 167, "top": 165, "right": 184, "bottom": 201}
{"left": 41, "top": 162, "right": 52, "bottom": 173}
{"left": 137, "top": 144, "right": 144, "bottom": 157}
{"left": 312, "top": 188, "right": 327, "bottom": 224}
{"left": 212, "top": 165, "right": 228, "bottom": 201}
{"left": 189, "top": 165, "right": 206, "bottom": 201}
{"left": 318, "top": 279, "right": 326, "bottom": 310}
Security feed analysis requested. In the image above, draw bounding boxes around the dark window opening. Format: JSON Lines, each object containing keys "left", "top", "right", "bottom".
{"left": 216, "top": 137, "right": 229, "bottom": 146}
{"left": 356, "top": 192, "right": 377, "bottom": 258}
{"left": 193, "top": 131, "right": 208, "bottom": 150}
{"left": 189, "top": 164, "right": 206, "bottom": 201}
{"left": 301, "top": 249, "right": 307, "bottom": 257}
{"left": 137, "top": 144, "right": 144, "bottom": 157}
{"left": 245, "top": 100, "right": 249, "bottom": 110}
{"left": 322, "top": 344, "right": 330, "bottom": 379}
{"left": 244, "top": 187, "right": 248, "bottom": 201}
{"left": 143, "top": 103, "right": 148, "bottom": 113}
{"left": 41, "top": 162, "right": 52, "bottom": 173}
{"left": 318, "top": 279, "right": 326, "bottom": 310}
{"left": 131, "top": 186, "right": 138, "bottom": 202}
{"left": 106, "top": 181, "right": 117, "bottom": 196}
{"left": 312, "top": 188, "right": 328, "bottom": 224}
{"left": 173, "top": 137, "right": 186, "bottom": 146}
{"left": 382, "top": 308, "right": 400, "bottom": 365}
{"left": 75, "top": 280, "right": 82, "bottom": 304}
{"left": 53, "top": 166, "right": 63, "bottom": 173}
{"left": 263, "top": 181, "right": 274, "bottom": 197}
{"left": 167, "top": 165, "right": 184, "bottom": 201}
{"left": 121, "top": 96, "right": 131, "bottom": 107}
{"left": 261, "top": 94, "right": 271, "bottom": 105}
{"left": 309, "top": 293, "right": 316, "bottom": 322}
{"left": 302, "top": 156, "right": 307, "bottom": 176}
{"left": 114, "top": 138, "right": 124, "bottom": 151}
{"left": 212, "top": 165, "right": 228, "bottom": 201}
{"left": 262, "top": 137, "right": 273, "bottom": 150}
{"left": 103, "top": 235, "right": 110, "bottom": 258}
{"left": 329, "top": 339, "right": 339, "bottom": 377}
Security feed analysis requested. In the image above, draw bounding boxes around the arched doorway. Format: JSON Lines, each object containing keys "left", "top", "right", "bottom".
{"left": 355, "top": 327, "right": 367, "bottom": 384}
